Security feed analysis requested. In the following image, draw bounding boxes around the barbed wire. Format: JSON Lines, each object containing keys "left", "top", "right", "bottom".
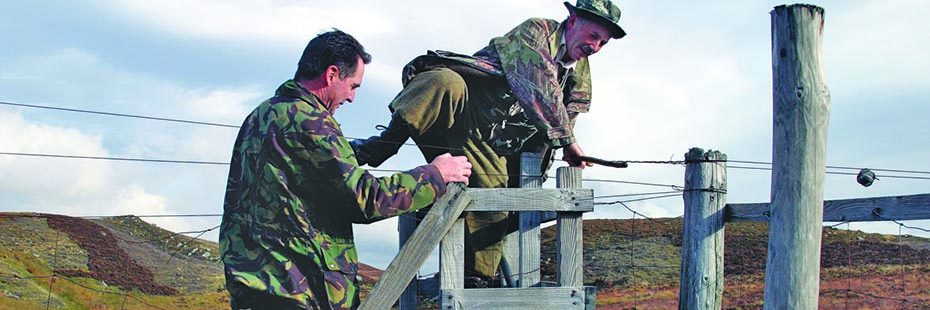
{"left": 13, "top": 100, "right": 930, "bottom": 177}
{"left": 54, "top": 273, "right": 167, "bottom": 310}
{"left": 871, "top": 210, "right": 930, "bottom": 234}
{"left": 0, "top": 151, "right": 686, "bottom": 189}
{"left": 727, "top": 164, "right": 930, "bottom": 181}
{"left": 0, "top": 101, "right": 239, "bottom": 129}
{"left": 729, "top": 159, "right": 930, "bottom": 176}
{"left": 0, "top": 272, "right": 163, "bottom": 309}
{"left": 594, "top": 193, "right": 682, "bottom": 207}
{"left": 166, "top": 225, "right": 220, "bottom": 264}
{"left": 121, "top": 226, "right": 222, "bottom": 245}
{"left": 821, "top": 289, "right": 930, "bottom": 307}
{"left": 46, "top": 230, "right": 60, "bottom": 310}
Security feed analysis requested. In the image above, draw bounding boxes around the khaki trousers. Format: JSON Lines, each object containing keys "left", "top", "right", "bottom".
{"left": 390, "top": 68, "right": 512, "bottom": 277}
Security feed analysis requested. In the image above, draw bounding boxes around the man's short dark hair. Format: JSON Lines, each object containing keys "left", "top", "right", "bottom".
{"left": 295, "top": 29, "right": 372, "bottom": 81}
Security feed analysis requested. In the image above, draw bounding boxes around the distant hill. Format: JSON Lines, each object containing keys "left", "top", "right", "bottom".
{"left": 540, "top": 218, "right": 930, "bottom": 308}
{"left": 0, "top": 213, "right": 383, "bottom": 309}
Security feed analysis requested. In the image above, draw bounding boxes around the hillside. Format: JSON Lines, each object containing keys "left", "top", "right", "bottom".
{"left": 540, "top": 218, "right": 930, "bottom": 308}
{"left": 0, "top": 213, "right": 383, "bottom": 309}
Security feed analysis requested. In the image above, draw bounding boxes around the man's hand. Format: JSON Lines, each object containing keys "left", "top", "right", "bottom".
{"left": 431, "top": 153, "right": 472, "bottom": 185}
{"left": 562, "top": 143, "right": 593, "bottom": 168}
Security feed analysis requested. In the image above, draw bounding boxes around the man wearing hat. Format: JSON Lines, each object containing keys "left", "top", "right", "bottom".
{"left": 351, "top": 0, "right": 626, "bottom": 286}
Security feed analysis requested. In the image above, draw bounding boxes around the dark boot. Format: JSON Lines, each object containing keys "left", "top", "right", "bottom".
{"left": 350, "top": 115, "right": 413, "bottom": 167}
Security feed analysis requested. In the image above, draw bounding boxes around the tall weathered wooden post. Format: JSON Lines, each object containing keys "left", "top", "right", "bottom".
{"left": 398, "top": 214, "right": 418, "bottom": 310}
{"left": 679, "top": 148, "right": 726, "bottom": 310}
{"left": 764, "top": 4, "right": 830, "bottom": 309}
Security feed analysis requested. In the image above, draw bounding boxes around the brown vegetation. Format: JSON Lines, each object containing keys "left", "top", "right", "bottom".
{"left": 43, "top": 214, "right": 178, "bottom": 295}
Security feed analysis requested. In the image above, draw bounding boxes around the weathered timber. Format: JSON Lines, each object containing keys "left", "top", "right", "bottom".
{"left": 441, "top": 287, "right": 591, "bottom": 310}
{"left": 557, "top": 167, "right": 584, "bottom": 287}
{"left": 518, "top": 152, "right": 543, "bottom": 287}
{"left": 463, "top": 188, "right": 594, "bottom": 212}
{"left": 726, "top": 193, "right": 930, "bottom": 222}
{"left": 679, "top": 148, "right": 726, "bottom": 310}
{"left": 359, "top": 183, "right": 471, "bottom": 310}
{"left": 398, "top": 213, "right": 417, "bottom": 310}
{"left": 764, "top": 5, "right": 830, "bottom": 309}
{"left": 440, "top": 218, "right": 465, "bottom": 291}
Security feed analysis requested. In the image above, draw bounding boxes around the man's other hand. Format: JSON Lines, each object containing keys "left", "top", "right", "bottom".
{"left": 562, "top": 143, "right": 593, "bottom": 168}
{"left": 431, "top": 153, "right": 472, "bottom": 185}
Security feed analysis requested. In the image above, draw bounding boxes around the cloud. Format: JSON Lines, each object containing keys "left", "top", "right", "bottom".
{"left": 0, "top": 111, "right": 153, "bottom": 211}
{"left": 106, "top": 0, "right": 397, "bottom": 44}
{"left": 184, "top": 88, "right": 262, "bottom": 125}
{"left": 0, "top": 48, "right": 241, "bottom": 236}
{"left": 0, "top": 111, "right": 112, "bottom": 206}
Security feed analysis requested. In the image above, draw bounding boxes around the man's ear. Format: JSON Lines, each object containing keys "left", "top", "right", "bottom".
{"left": 324, "top": 65, "right": 340, "bottom": 86}
{"left": 566, "top": 14, "right": 577, "bottom": 29}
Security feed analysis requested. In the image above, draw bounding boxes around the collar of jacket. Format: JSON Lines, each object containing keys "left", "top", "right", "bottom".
{"left": 275, "top": 79, "right": 324, "bottom": 108}
{"left": 549, "top": 21, "right": 577, "bottom": 69}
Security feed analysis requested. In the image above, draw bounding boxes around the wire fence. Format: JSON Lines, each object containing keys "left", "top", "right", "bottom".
{"left": 3, "top": 100, "right": 930, "bottom": 307}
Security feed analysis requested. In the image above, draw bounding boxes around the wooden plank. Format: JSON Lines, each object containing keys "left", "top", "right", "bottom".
{"left": 441, "top": 287, "right": 587, "bottom": 310}
{"left": 359, "top": 183, "right": 471, "bottom": 310}
{"left": 518, "top": 152, "right": 543, "bottom": 287}
{"left": 440, "top": 218, "right": 465, "bottom": 291}
{"left": 397, "top": 213, "right": 418, "bottom": 310}
{"left": 724, "top": 203, "right": 770, "bottom": 222}
{"left": 464, "top": 188, "right": 593, "bottom": 212}
{"left": 727, "top": 193, "right": 930, "bottom": 222}
{"left": 584, "top": 286, "right": 597, "bottom": 310}
{"left": 764, "top": 5, "right": 829, "bottom": 310}
{"left": 678, "top": 148, "right": 726, "bottom": 310}
{"left": 556, "top": 167, "right": 584, "bottom": 287}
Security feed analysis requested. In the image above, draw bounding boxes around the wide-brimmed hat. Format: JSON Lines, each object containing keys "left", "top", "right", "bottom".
{"left": 564, "top": 0, "right": 626, "bottom": 39}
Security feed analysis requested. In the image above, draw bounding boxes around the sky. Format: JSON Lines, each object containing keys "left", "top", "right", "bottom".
{"left": 1, "top": 1, "right": 929, "bottom": 271}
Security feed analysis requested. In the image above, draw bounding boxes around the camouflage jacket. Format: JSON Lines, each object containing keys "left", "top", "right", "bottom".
{"left": 220, "top": 80, "right": 447, "bottom": 309}
{"left": 403, "top": 18, "right": 592, "bottom": 149}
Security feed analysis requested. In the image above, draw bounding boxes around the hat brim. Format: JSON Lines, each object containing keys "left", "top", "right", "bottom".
{"left": 564, "top": 1, "right": 626, "bottom": 39}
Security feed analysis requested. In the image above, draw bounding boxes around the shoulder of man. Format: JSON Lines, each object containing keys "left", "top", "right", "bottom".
{"left": 512, "top": 17, "right": 560, "bottom": 35}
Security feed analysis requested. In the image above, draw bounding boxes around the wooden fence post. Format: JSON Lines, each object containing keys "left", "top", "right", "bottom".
{"left": 398, "top": 214, "right": 417, "bottom": 310}
{"left": 764, "top": 4, "right": 830, "bottom": 309}
{"left": 507, "top": 152, "right": 544, "bottom": 287}
{"left": 440, "top": 218, "right": 465, "bottom": 310}
{"left": 679, "top": 148, "right": 726, "bottom": 309}
{"left": 359, "top": 183, "right": 471, "bottom": 310}
{"left": 556, "top": 167, "right": 584, "bottom": 287}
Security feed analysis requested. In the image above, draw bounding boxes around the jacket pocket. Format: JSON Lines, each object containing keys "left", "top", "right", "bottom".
{"left": 319, "top": 242, "right": 358, "bottom": 275}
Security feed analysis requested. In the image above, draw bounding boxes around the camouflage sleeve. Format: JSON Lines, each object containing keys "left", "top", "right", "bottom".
{"left": 282, "top": 107, "right": 448, "bottom": 223}
{"left": 566, "top": 58, "right": 593, "bottom": 128}
{"left": 493, "top": 18, "right": 575, "bottom": 148}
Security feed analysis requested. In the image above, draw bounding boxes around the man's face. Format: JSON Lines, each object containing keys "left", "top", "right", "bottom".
{"left": 564, "top": 15, "right": 612, "bottom": 61}
{"left": 324, "top": 57, "right": 365, "bottom": 113}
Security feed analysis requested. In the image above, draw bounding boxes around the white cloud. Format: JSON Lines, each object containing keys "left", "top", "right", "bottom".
{"left": 184, "top": 88, "right": 262, "bottom": 124}
{"left": 107, "top": 0, "right": 398, "bottom": 44}
{"left": 0, "top": 111, "right": 112, "bottom": 207}
{"left": 0, "top": 111, "right": 169, "bottom": 218}
{"left": 0, "top": 48, "right": 240, "bottom": 236}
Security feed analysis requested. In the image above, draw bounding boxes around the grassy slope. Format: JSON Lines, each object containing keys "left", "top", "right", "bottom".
{"left": 0, "top": 213, "right": 228, "bottom": 309}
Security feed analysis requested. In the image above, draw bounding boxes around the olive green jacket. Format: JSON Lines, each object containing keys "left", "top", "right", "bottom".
{"left": 403, "top": 18, "right": 592, "bottom": 149}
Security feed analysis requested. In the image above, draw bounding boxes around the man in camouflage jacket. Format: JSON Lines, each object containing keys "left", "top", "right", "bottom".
{"left": 220, "top": 30, "right": 472, "bottom": 309}
{"left": 351, "top": 0, "right": 626, "bottom": 283}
